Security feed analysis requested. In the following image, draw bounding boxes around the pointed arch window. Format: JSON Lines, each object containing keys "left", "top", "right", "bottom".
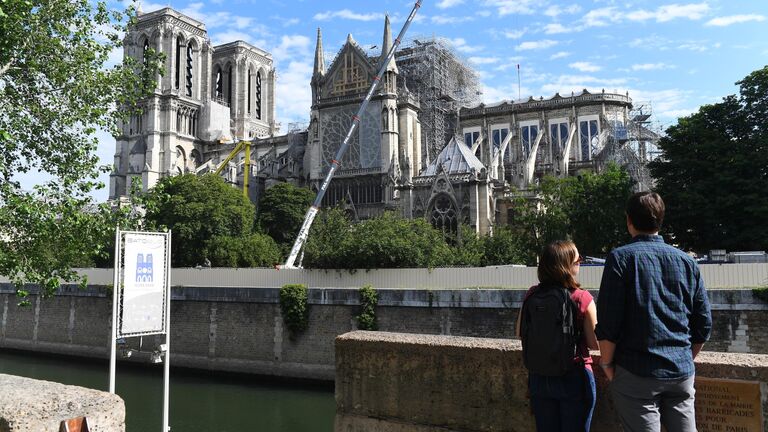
{"left": 227, "top": 65, "right": 233, "bottom": 106}
{"left": 247, "top": 68, "right": 252, "bottom": 113}
{"left": 175, "top": 37, "right": 183, "bottom": 89}
{"left": 142, "top": 39, "right": 150, "bottom": 66}
{"left": 430, "top": 193, "right": 458, "bottom": 236}
{"left": 255, "top": 71, "right": 262, "bottom": 119}
{"left": 185, "top": 44, "right": 193, "bottom": 97}
{"left": 214, "top": 67, "right": 223, "bottom": 100}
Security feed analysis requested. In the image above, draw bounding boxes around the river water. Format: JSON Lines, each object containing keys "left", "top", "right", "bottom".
{"left": 0, "top": 349, "right": 335, "bottom": 432}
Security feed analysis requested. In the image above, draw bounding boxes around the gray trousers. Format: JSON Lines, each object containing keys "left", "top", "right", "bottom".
{"left": 610, "top": 366, "right": 696, "bottom": 432}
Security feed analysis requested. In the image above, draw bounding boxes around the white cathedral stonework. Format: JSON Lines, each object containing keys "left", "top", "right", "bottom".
{"left": 109, "top": 7, "right": 277, "bottom": 198}
{"left": 111, "top": 8, "right": 649, "bottom": 235}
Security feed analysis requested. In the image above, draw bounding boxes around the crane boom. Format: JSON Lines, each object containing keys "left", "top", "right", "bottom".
{"left": 283, "top": 0, "right": 423, "bottom": 268}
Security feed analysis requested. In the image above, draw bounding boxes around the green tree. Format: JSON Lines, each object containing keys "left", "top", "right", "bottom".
{"left": 516, "top": 164, "right": 633, "bottom": 258}
{"left": 649, "top": 66, "right": 768, "bottom": 252}
{"left": 257, "top": 182, "right": 315, "bottom": 247}
{"left": 0, "top": 1, "right": 160, "bottom": 298}
{"left": 207, "top": 234, "right": 281, "bottom": 268}
{"left": 482, "top": 226, "right": 532, "bottom": 266}
{"left": 303, "top": 211, "right": 454, "bottom": 269}
{"left": 143, "top": 174, "right": 255, "bottom": 267}
{"left": 302, "top": 207, "right": 352, "bottom": 269}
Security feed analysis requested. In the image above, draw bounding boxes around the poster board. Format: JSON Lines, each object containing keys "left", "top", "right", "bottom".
{"left": 119, "top": 232, "right": 169, "bottom": 337}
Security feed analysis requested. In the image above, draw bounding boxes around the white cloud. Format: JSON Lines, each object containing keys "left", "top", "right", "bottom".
{"left": 437, "top": 0, "right": 465, "bottom": 9}
{"left": 631, "top": 63, "right": 674, "bottom": 71}
{"left": 431, "top": 15, "right": 474, "bottom": 25}
{"left": 544, "top": 23, "right": 572, "bottom": 34}
{"left": 483, "top": 0, "right": 538, "bottom": 16}
{"left": 481, "top": 82, "right": 535, "bottom": 103}
{"left": 545, "top": 4, "right": 581, "bottom": 18}
{"left": 469, "top": 56, "right": 500, "bottom": 65}
{"left": 627, "top": 3, "right": 710, "bottom": 23}
{"left": 210, "top": 30, "right": 266, "bottom": 47}
{"left": 582, "top": 7, "right": 620, "bottom": 27}
{"left": 569, "top": 62, "right": 601, "bottom": 72}
{"left": 234, "top": 17, "right": 252, "bottom": 29}
{"left": 677, "top": 41, "right": 720, "bottom": 52}
{"left": 450, "top": 38, "right": 484, "bottom": 53}
{"left": 284, "top": 18, "right": 300, "bottom": 27}
{"left": 503, "top": 29, "right": 527, "bottom": 39}
{"left": 275, "top": 60, "right": 313, "bottom": 123}
{"left": 539, "top": 74, "right": 629, "bottom": 96}
{"left": 550, "top": 51, "right": 570, "bottom": 60}
{"left": 516, "top": 40, "right": 558, "bottom": 51}
{"left": 314, "top": 9, "right": 383, "bottom": 21}
{"left": 705, "top": 14, "right": 766, "bottom": 27}
{"left": 272, "top": 35, "right": 313, "bottom": 59}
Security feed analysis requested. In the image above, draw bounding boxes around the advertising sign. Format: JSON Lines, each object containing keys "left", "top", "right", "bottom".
{"left": 120, "top": 232, "right": 168, "bottom": 336}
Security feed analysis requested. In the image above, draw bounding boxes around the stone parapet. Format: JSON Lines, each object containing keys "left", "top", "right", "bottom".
{"left": 335, "top": 331, "right": 768, "bottom": 432}
{"left": 0, "top": 374, "right": 125, "bottom": 432}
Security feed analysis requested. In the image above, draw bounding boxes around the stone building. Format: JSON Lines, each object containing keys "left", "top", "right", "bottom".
{"left": 110, "top": 8, "right": 653, "bottom": 236}
{"left": 109, "top": 7, "right": 277, "bottom": 198}
{"left": 303, "top": 17, "right": 422, "bottom": 220}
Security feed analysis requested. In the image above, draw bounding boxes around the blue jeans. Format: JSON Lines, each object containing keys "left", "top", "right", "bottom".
{"left": 529, "top": 367, "right": 596, "bottom": 432}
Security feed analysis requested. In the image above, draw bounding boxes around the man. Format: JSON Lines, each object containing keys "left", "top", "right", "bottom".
{"left": 595, "top": 191, "right": 712, "bottom": 432}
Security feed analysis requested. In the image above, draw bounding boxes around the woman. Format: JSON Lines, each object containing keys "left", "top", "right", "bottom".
{"left": 515, "top": 240, "right": 599, "bottom": 432}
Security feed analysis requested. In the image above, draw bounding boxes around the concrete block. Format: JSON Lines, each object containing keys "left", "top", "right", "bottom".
{"left": 0, "top": 374, "right": 124, "bottom": 432}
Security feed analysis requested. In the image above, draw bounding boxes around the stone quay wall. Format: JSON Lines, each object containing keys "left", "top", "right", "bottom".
{"left": 0, "top": 373, "right": 125, "bottom": 432}
{"left": 0, "top": 268, "right": 767, "bottom": 382}
{"left": 335, "top": 331, "right": 768, "bottom": 432}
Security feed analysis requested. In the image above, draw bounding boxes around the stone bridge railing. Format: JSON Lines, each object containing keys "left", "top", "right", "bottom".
{"left": 335, "top": 331, "right": 768, "bottom": 432}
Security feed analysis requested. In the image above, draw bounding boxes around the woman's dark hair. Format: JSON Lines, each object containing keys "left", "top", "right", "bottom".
{"left": 537, "top": 240, "right": 581, "bottom": 290}
{"left": 626, "top": 191, "right": 665, "bottom": 233}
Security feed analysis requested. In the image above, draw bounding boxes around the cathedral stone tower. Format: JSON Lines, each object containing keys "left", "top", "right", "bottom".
{"left": 109, "top": 7, "right": 277, "bottom": 199}
{"left": 306, "top": 16, "right": 420, "bottom": 220}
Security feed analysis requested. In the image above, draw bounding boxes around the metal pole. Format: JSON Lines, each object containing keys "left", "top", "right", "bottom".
{"left": 162, "top": 230, "right": 172, "bottom": 432}
{"left": 284, "top": 0, "right": 423, "bottom": 268}
{"left": 109, "top": 228, "right": 121, "bottom": 393}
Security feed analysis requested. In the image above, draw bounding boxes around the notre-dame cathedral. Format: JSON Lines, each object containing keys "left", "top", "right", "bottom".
{"left": 111, "top": 7, "right": 651, "bottom": 235}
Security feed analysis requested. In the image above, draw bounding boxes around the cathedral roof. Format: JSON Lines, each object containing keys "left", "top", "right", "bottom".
{"left": 421, "top": 136, "right": 485, "bottom": 177}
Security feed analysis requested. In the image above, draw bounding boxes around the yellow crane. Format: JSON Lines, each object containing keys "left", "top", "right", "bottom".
{"left": 213, "top": 139, "right": 252, "bottom": 198}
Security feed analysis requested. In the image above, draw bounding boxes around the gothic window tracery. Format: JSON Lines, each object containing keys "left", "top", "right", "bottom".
{"left": 185, "top": 44, "right": 193, "bottom": 97}
{"left": 175, "top": 36, "right": 184, "bottom": 90}
{"left": 256, "top": 71, "right": 262, "bottom": 119}
{"left": 214, "top": 66, "right": 223, "bottom": 100}
{"left": 429, "top": 192, "right": 458, "bottom": 236}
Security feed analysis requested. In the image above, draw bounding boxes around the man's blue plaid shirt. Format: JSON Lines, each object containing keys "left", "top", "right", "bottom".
{"left": 595, "top": 234, "right": 712, "bottom": 380}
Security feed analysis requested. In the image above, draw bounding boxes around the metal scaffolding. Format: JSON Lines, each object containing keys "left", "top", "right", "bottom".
{"left": 596, "top": 101, "right": 661, "bottom": 191}
{"left": 395, "top": 36, "right": 482, "bottom": 168}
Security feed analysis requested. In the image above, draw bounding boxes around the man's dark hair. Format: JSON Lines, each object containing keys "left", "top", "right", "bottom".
{"left": 626, "top": 192, "right": 665, "bottom": 232}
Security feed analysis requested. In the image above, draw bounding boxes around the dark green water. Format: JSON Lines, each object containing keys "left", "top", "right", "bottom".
{"left": 0, "top": 350, "right": 335, "bottom": 432}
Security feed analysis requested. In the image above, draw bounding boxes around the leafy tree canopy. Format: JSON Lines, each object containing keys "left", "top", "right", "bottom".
{"left": 649, "top": 66, "right": 768, "bottom": 252}
{"left": 256, "top": 182, "right": 314, "bottom": 247}
{"left": 143, "top": 174, "right": 255, "bottom": 267}
{"left": 516, "top": 164, "right": 633, "bottom": 258}
{"left": 0, "top": 0, "right": 160, "bottom": 299}
{"left": 303, "top": 210, "right": 454, "bottom": 269}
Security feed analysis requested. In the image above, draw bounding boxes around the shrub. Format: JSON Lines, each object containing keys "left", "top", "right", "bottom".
{"left": 279, "top": 284, "right": 309, "bottom": 338}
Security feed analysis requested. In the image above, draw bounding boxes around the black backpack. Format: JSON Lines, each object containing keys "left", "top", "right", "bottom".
{"left": 520, "top": 284, "right": 581, "bottom": 376}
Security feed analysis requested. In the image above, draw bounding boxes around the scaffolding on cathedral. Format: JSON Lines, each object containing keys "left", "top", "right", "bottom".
{"left": 596, "top": 101, "right": 661, "bottom": 191}
{"left": 395, "top": 36, "right": 482, "bottom": 168}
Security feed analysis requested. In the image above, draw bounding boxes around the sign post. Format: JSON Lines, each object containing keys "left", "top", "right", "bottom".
{"left": 110, "top": 229, "right": 172, "bottom": 432}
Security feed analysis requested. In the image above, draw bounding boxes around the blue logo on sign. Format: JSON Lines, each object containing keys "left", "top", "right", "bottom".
{"left": 136, "top": 253, "right": 154, "bottom": 283}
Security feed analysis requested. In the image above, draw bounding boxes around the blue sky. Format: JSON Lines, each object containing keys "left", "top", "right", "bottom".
{"left": 30, "top": 0, "right": 768, "bottom": 201}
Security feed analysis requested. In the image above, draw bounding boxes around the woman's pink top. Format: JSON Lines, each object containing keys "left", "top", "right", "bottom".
{"left": 524, "top": 285, "right": 594, "bottom": 372}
